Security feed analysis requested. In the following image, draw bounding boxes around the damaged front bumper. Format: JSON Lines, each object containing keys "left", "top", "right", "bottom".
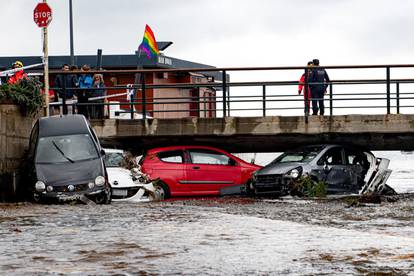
{"left": 252, "top": 174, "right": 292, "bottom": 196}
{"left": 111, "top": 182, "right": 163, "bottom": 203}
{"left": 34, "top": 185, "right": 109, "bottom": 203}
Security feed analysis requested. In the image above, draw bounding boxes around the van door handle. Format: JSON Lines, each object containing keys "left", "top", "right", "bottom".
{"left": 192, "top": 166, "right": 200, "bottom": 170}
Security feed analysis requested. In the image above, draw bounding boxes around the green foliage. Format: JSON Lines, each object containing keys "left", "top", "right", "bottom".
{"left": 0, "top": 77, "right": 44, "bottom": 116}
{"left": 291, "top": 175, "right": 327, "bottom": 198}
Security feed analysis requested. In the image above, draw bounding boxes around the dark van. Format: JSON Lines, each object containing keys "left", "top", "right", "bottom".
{"left": 24, "top": 115, "right": 111, "bottom": 203}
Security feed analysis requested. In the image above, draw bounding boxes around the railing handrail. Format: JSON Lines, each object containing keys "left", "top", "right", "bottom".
{"left": 47, "top": 63, "right": 414, "bottom": 75}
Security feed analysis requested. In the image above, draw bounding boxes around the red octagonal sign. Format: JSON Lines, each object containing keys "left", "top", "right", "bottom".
{"left": 34, "top": 2, "right": 52, "bottom": 28}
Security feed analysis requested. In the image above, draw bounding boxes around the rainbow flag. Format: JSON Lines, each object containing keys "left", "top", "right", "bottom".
{"left": 139, "top": 24, "right": 159, "bottom": 59}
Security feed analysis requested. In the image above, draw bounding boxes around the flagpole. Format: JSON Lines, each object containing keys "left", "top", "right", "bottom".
{"left": 131, "top": 48, "right": 143, "bottom": 119}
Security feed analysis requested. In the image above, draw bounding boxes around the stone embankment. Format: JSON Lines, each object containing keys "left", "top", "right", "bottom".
{"left": 0, "top": 102, "right": 37, "bottom": 201}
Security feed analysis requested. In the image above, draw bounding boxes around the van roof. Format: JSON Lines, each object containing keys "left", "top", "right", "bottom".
{"left": 38, "top": 115, "right": 90, "bottom": 137}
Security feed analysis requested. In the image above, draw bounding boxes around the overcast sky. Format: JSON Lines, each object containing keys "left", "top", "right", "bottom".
{"left": 2, "top": 0, "right": 414, "bottom": 68}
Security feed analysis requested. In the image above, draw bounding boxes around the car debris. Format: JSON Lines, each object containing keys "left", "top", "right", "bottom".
{"left": 104, "top": 149, "right": 163, "bottom": 202}
{"left": 248, "top": 144, "right": 394, "bottom": 197}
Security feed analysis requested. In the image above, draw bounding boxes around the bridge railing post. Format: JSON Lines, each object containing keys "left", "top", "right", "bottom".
{"left": 62, "top": 78, "right": 67, "bottom": 115}
{"left": 141, "top": 73, "right": 146, "bottom": 120}
{"left": 262, "top": 85, "right": 266, "bottom": 117}
{"left": 396, "top": 82, "right": 400, "bottom": 114}
{"left": 222, "top": 70, "right": 227, "bottom": 118}
{"left": 304, "top": 67, "right": 309, "bottom": 123}
{"left": 329, "top": 83, "right": 333, "bottom": 117}
{"left": 386, "top": 66, "right": 391, "bottom": 114}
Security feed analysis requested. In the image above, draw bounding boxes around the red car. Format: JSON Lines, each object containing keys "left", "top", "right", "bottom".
{"left": 140, "top": 146, "right": 262, "bottom": 198}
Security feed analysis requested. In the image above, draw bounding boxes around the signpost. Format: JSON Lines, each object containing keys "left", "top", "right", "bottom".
{"left": 34, "top": 1, "right": 52, "bottom": 116}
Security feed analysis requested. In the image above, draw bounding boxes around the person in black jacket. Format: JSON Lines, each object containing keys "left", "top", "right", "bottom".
{"left": 53, "top": 64, "right": 78, "bottom": 114}
{"left": 309, "top": 59, "right": 330, "bottom": 115}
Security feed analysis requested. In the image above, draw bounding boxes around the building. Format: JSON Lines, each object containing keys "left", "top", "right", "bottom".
{"left": 0, "top": 42, "right": 224, "bottom": 119}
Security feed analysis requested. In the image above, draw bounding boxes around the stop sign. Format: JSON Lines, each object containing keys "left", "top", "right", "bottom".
{"left": 33, "top": 3, "right": 52, "bottom": 28}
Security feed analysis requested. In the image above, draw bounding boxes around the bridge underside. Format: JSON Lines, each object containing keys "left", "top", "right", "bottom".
{"left": 91, "top": 115, "right": 414, "bottom": 153}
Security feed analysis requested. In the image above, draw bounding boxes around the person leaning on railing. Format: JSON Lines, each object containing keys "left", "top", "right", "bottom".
{"left": 90, "top": 74, "right": 106, "bottom": 119}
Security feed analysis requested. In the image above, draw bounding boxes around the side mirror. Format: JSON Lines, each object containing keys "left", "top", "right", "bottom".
{"left": 100, "top": 149, "right": 106, "bottom": 156}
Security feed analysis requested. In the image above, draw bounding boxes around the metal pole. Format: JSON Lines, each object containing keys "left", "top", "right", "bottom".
{"left": 396, "top": 82, "right": 400, "bottom": 114}
{"left": 329, "top": 83, "right": 333, "bottom": 116}
{"left": 42, "top": 1, "right": 49, "bottom": 116}
{"left": 304, "top": 67, "right": 309, "bottom": 123}
{"left": 141, "top": 73, "right": 146, "bottom": 120}
{"left": 69, "top": 0, "right": 75, "bottom": 66}
{"left": 96, "top": 49, "right": 102, "bottom": 69}
{"left": 62, "top": 73, "right": 67, "bottom": 115}
{"left": 386, "top": 66, "right": 391, "bottom": 114}
{"left": 222, "top": 70, "right": 226, "bottom": 117}
{"left": 262, "top": 85, "right": 266, "bottom": 117}
{"left": 227, "top": 74, "right": 230, "bottom": 116}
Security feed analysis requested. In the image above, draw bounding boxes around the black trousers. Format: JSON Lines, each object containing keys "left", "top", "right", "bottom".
{"left": 311, "top": 89, "right": 325, "bottom": 115}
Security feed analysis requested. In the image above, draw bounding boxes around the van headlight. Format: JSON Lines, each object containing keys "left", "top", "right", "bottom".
{"left": 35, "top": 181, "right": 46, "bottom": 192}
{"left": 286, "top": 167, "right": 302, "bottom": 179}
{"left": 95, "top": 176, "right": 105, "bottom": 186}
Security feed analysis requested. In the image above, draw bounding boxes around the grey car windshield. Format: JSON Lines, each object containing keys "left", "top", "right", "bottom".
{"left": 104, "top": 152, "right": 124, "bottom": 167}
{"left": 273, "top": 146, "right": 324, "bottom": 163}
{"left": 36, "top": 134, "right": 99, "bottom": 163}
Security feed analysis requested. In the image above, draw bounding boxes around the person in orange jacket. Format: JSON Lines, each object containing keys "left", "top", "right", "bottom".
{"left": 298, "top": 61, "right": 313, "bottom": 115}
{"left": 7, "top": 61, "right": 27, "bottom": 84}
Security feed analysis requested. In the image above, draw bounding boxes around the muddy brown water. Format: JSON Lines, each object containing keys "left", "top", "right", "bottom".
{"left": 1, "top": 196, "right": 413, "bottom": 275}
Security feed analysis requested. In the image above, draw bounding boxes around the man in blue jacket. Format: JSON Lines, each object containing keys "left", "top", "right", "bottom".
{"left": 309, "top": 59, "right": 330, "bottom": 115}
{"left": 77, "top": 64, "right": 93, "bottom": 118}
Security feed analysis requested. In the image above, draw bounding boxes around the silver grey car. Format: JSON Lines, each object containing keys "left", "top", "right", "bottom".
{"left": 249, "top": 145, "right": 392, "bottom": 196}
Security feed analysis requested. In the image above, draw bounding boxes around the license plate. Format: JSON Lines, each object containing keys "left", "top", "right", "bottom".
{"left": 112, "top": 189, "right": 128, "bottom": 196}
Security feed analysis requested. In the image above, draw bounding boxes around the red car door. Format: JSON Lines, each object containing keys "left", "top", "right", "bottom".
{"left": 145, "top": 149, "right": 188, "bottom": 193}
{"left": 184, "top": 148, "right": 242, "bottom": 195}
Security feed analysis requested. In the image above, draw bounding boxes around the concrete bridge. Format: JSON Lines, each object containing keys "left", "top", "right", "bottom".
{"left": 91, "top": 114, "right": 414, "bottom": 153}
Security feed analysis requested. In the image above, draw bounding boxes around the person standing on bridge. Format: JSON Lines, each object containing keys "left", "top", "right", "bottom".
{"left": 309, "top": 59, "right": 330, "bottom": 115}
{"left": 298, "top": 61, "right": 313, "bottom": 115}
{"left": 77, "top": 65, "right": 94, "bottom": 119}
{"left": 54, "top": 64, "right": 77, "bottom": 115}
{"left": 7, "top": 61, "right": 27, "bottom": 84}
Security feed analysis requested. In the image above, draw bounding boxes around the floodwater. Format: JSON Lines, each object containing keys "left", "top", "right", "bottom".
{"left": 1, "top": 195, "right": 414, "bottom": 275}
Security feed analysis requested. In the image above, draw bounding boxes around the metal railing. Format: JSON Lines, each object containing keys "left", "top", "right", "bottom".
{"left": 48, "top": 64, "right": 414, "bottom": 121}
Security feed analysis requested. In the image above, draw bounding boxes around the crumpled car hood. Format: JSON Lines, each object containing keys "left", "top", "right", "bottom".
{"left": 35, "top": 159, "right": 104, "bottom": 186}
{"left": 257, "top": 162, "right": 304, "bottom": 175}
{"left": 107, "top": 167, "right": 138, "bottom": 188}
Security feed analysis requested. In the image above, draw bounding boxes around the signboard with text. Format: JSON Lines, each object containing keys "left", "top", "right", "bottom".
{"left": 34, "top": 3, "right": 52, "bottom": 28}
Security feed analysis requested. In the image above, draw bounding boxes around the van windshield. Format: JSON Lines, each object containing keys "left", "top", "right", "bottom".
{"left": 36, "top": 134, "right": 99, "bottom": 164}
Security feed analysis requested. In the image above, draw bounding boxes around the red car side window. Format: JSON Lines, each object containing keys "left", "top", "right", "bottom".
{"left": 157, "top": 150, "right": 185, "bottom": 163}
{"left": 188, "top": 149, "right": 232, "bottom": 165}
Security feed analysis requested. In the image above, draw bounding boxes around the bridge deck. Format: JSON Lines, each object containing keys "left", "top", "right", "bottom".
{"left": 91, "top": 114, "right": 414, "bottom": 152}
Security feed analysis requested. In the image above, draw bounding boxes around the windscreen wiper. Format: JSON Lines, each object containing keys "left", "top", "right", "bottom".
{"left": 52, "top": 141, "right": 75, "bottom": 163}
